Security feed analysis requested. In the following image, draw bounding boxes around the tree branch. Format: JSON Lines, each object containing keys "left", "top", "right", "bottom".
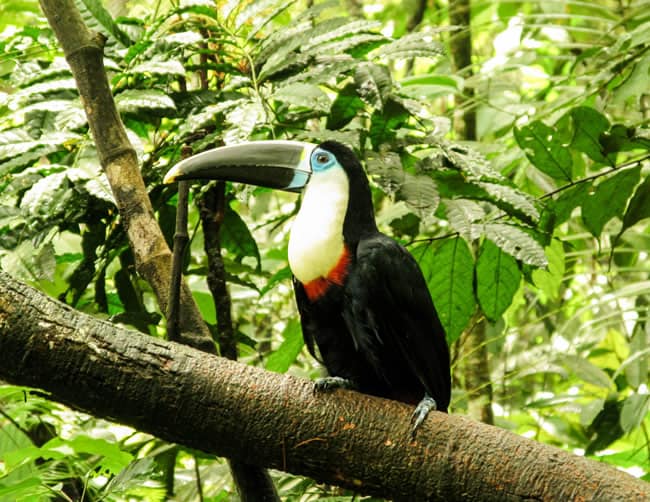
{"left": 38, "top": 0, "right": 212, "bottom": 352}
{"left": 37, "top": 0, "right": 278, "bottom": 498}
{"left": 1, "top": 271, "right": 647, "bottom": 502}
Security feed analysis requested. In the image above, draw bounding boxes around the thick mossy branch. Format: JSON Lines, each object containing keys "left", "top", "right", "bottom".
{"left": 0, "top": 271, "right": 647, "bottom": 502}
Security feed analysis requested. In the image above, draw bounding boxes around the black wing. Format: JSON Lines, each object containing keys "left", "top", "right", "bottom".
{"left": 342, "top": 233, "right": 451, "bottom": 411}
{"left": 292, "top": 277, "right": 319, "bottom": 361}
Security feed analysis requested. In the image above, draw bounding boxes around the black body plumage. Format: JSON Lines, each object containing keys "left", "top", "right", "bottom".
{"left": 293, "top": 141, "right": 451, "bottom": 412}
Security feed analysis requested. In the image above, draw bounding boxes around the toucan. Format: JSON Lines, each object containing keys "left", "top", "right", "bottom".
{"left": 164, "top": 140, "right": 451, "bottom": 433}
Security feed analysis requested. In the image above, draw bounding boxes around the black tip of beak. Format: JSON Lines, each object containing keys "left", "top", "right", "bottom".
{"left": 163, "top": 141, "right": 315, "bottom": 192}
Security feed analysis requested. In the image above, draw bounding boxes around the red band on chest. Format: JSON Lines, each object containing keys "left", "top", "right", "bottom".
{"left": 303, "top": 246, "right": 351, "bottom": 301}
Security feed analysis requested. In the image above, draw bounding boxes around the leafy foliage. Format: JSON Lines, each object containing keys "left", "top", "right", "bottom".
{"left": 0, "top": 0, "right": 649, "bottom": 498}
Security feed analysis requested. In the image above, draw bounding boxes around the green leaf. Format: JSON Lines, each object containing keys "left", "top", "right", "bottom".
{"left": 581, "top": 166, "right": 641, "bottom": 237}
{"left": 569, "top": 107, "right": 610, "bottom": 163}
{"left": 303, "top": 19, "right": 381, "bottom": 52}
{"left": 327, "top": 83, "right": 365, "bottom": 130}
{"left": 620, "top": 393, "right": 650, "bottom": 433}
{"left": 192, "top": 291, "right": 216, "bottom": 324}
{"left": 400, "top": 74, "right": 459, "bottom": 99}
{"left": 415, "top": 238, "right": 475, "bottom": 343}
{"left": 0, "top": 477, "right": 44, "bottom": 499}
{"left": 586, "top": 399, "right": 624, "bottom": 456}
{"left": 354, "top": 62, "right": 392, "bottom": 110}
{"left": 236, "top": 0, "right": 295, "bottom": 36}
{"left": 221, "top": 203, "right": 261, "bottom": 269}
{"left": 256, "top": 24, "right": 309, "bottom": 79}
{"left": 477, "top": 181, "right": 540, "bottom": 221}
{"left": 0, "top": 130, "right": 78, "bottom": 163}
{"left": 476, "top": 240, "right": 521, "bottom": 322}
{"left": 224, "top": 101, "right": 264, "bottom": 144}
{"left": 38, "top": 435, "right": 132, "bottom": 475}
{"left": 481, "top": 223, "right": 548, "bottom": 267}
{"left": 561, "top": 355, "right": 612, "bottom": 389}
{"left": 612, "top": 53, "right": 650, "bottom": 105}
{"left": 13, "top": 77, "right": 78, "bottom": 106}
{"left": 312, "top": 33, "right": 385, "bottom": 57}
{"left": 176, "top": 99, "right": 245, "bottom": 139}
{"left": 266, "top": 319, "right": 304, "bottom": 373}
{"left": 439, "top": 140, "right": 502, "bottom": 181}
{"left": 368, "top": 98, "right": 409, "bottom": 149}
{"left": 273, "top": 83, "right": 330, "bottom": 112}
{"left": 284, "top": 57, "right": 358, "bottom": 87}
{"left": 398, "top": 173, "right": 439, "bottom": 219}
{"left": 103, "top": 457, "right": 159, "bottom": 498}
{"left": 75, "top": 0, "right": 131, "bottom": 46}
{"left": 514, "top": 121, "right": 573, "bottom": 181}
{"left": 444, "top": 198, "right": 486, "bottom": 239}
{"left": 371, "top": 32, "right": 444, "bottom": 60}
{"left": 129, "top": 60, "right": 185, "bottom": 77}
{"left": 552, "top": 183, "right": 590, "bottom": 225}
{"left": 115, "top": 89, "right": 176, "bottom": 115}
{"left": 19, "top": 172, "right": 69, "bottom": 215}
{"left": 621, "top": 173, "right": 650, "bottom": 234}
{"left": 624, "top": 325, "right": 649, "bottom": 389}
{"left": 260, "top": 266, "right": 292, "bottom": 296}
{"left": 532, "top": 239, "right": 565, "bottom": 300}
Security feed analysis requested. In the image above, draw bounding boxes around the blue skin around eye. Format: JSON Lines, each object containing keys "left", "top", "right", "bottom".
{"left": 311, "top": 148, "right": 338, "bottom": 172}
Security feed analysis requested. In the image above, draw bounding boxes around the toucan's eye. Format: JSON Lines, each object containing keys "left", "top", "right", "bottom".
{"left": 311, "top": 148, "right": 336, "bottom": 172}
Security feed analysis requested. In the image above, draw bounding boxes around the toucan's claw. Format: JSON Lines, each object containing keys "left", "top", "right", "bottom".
{"left": 410, "top": 395, "right": 437, "bottom": 438}
{"left": 314, "top": 376, "right": 355, "bottom": 393}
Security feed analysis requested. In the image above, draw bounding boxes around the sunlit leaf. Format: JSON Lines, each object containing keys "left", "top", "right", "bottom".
{"left": 129, "top": 60, "right": 185, "bottom": 77}
{"left": 371, "top": 32, "right": 444, "bottom": 60}
{"left": 561, "top": 355, "right": 612, "bottom": 389}
{"left": 266, "top": 319, "right": 304, "bottom": 373}
{"left": 115, "top": 89, "right": 176, "bottom": 114}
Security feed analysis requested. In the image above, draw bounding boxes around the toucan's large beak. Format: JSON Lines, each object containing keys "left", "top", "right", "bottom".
{"left": 163, "top": 140, "right": 316, "bottom": 192}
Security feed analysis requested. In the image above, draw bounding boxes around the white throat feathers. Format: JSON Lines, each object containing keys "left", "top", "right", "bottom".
{"left": 288, "top": 166, "right": 349, "bottom": 284}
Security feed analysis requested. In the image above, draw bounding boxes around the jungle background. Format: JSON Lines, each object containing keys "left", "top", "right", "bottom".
{"left": 0, "top": 0, "right": 649, "bottom": 499}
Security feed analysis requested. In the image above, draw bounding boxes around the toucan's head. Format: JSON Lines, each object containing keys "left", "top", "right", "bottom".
{"left": 164, "top": 139, "right": 377, "bottom": 246}
{"left": 163, "top": 140, "right": 359, "bottom": 192}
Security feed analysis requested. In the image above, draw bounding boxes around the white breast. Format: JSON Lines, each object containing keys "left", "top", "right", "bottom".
{"left": 288, "top": 167, "right": 349, "bottom": 283}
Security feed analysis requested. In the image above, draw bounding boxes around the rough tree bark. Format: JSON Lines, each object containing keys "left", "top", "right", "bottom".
{"left": 36, "top": 0, "right": 277, "bottom": 498}
{"left": 1, "top": 271, "right": 647, "bottom": 502}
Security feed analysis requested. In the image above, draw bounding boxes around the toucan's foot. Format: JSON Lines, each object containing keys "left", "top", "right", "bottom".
{"left": 314, "top": 376, "right": 355, "bottom": 393}
{"left": 410, "top": 395, "right": 437, "bottom": 438}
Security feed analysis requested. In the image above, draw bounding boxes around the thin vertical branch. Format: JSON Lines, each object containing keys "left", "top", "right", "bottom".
{"left": 197, "top": 182, "right": 237, "bottom": 360}
{"left": 167, "top": 178, "right": 190, "bottom": 342}
{"left": 449, "top": 0, "right": 493, "bottom": 424}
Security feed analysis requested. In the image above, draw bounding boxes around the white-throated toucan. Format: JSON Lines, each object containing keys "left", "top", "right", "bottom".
{"left": 164, "top": 140, "right": 451, "bottom": 433}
